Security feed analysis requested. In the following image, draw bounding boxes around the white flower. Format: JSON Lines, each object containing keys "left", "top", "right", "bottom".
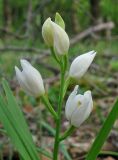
{"left": 42, "top": 18, "right": 53, "bottom": 47}
{"left": 69, "top": 51, "right": 96, "bottom": 79}
{"left": 15, "top": 59, "right": 45, "bottom": 97}
{"left": 51, "top": 21, "right": 69, "bottom": 55}
{"left": 42, "top": 17, "right": 69, "bottom": 55}
{"left": 65, "top": 85, "right": 93, "bottom": 127}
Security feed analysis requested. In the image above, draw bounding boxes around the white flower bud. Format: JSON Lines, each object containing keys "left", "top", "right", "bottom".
{"left": 65, "top": 85, "right": 93, "bottom": 128}
{"left": 69, "top": 51, "right": 96, "bottom": 79}
{"left": 42, "top": 18, "right": 53, "bottom": 46}
{"left": 15, "top": 59, "right": 45, "bottom": 97}
{"left": 51, "top": 21, "right": 69, "bottom": 55}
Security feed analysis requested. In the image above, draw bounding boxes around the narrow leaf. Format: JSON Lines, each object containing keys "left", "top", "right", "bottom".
{"left": 86, "top": 99, "right": 118, "bottom": 160}
{"left": 0, "top": 96, "right": 32, "bottom": 160}
{"left": 1, "top": 80, "right": 40, "bottom": 160}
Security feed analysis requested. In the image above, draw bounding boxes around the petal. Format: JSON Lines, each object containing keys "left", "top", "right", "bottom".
{"left": 51, "top": 21, "right": 69, "bottom": 55}
{"left": 42, "top": 18, "right": 53, "bottom": 46}
{"left": 69, "top": 51, "right": 96, "bottom": 79}
{"left": 21, "top": 60, "right": 45, "bottom": 96}
{"left": 82, "top": 90, "right": 93, "bottom": 119}
{"left": 65, "top": 85, "right": 79, "bottom": 120}
{"left": 15, "top": 66, "right": 32, "bottom": 94}
{"left": 71, "top": 90, "right": 93, "bottom": 127}
{"left": 20, "top": 59, "right": 32, "bottom": 69}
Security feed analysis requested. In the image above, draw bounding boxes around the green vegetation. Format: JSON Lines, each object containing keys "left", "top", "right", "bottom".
{"left": 0, "top": 0, "right": 117, "bottom": 159}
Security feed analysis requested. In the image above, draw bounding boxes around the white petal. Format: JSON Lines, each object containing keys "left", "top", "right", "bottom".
{"left": 21, "top": 60, "right": 45, "bottom": 96}
{"left": 42, "top": 18, "right": 53, "bottom": 46}
{"left": 71, "top": 90, "right": 93, "bottom": 127}
{"left": 65, "top": 85, "right": 79, "bottom": 120}
{"left": 82, "top": 91, "right": 93, "bottom": 119}
{"left": 20, "top": 59, "right": 32, "bottom": 69}
{"left": 16, "top": 60, "right": 45, "bottom": 96}
{"left": 69, "top": 51, "right": 96, "bottom": 79}
{"left": 51, "top": 21, "right": 69, "bottom": 55}
{"left": 15, "top": 66, "right": 32, "bottom": 94}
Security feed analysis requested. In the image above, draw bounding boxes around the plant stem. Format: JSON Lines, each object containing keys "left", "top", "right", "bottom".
{"left": 41, "top": 95, "right": 58, "bottom": 120}
{"left": 50, "top": 47, "right": 60, "bottom": 64}
{"left": 53, "top": 65, "right": 65, "bottom": 160}
{"left": 99, "top": 150, "right": 118, "bottom": 157}
{"left": 63, "top": 77, "right": 71, "bottom": 98}
{"left": 59, "top": 125, "right": 75, "bottom": 142}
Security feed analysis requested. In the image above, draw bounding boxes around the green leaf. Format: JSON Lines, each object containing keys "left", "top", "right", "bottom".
{"left": 0, "top": 79, "right": 40, "bottom": 160}
{"left": 86, "top": 99, "right": 118, "bottom": 160}
{"left": 55, "top": 12, "right": 65, "bottom": 29}
{"left": 0, "top": 96, "right": 32, "bottom": 160}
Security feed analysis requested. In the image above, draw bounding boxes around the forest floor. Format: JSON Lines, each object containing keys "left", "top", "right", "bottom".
{"left": 0, "top": 39, "right": 118, "bottom": 160}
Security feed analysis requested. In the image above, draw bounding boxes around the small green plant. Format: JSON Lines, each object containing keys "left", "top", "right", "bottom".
{"left": 0, "top": 13, "right": 118, "bottom": 160}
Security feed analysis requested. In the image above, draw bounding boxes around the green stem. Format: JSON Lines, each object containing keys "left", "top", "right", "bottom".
{"left": 50, "top": 47, "right": 60, "bottom": 64}
{"left": 62, "top": 55, "right": 68, "bottom": 72}
{"left": 41, "top": 95, "right": 58, "bottom": 120}
{"left": 63, "top": 77, "right": 71, "bottom": 98}
{"left": 53, "top": 64, "right": 65, "bottom": 160}
{"left": 99, "top": 150, "right": 118, "bottom": 157}
{"left": 59, "top": 126, "right": 75, "bottom": 142}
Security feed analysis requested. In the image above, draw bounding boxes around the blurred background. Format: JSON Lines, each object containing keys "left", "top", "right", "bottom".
{"left": 0, "top": 0, "right": 118, "bottom": 159}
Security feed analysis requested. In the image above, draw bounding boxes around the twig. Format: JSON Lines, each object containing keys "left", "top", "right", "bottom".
{"left": 70, "top": 21, "right": 115, "bottom": 45}
{"left": 0, "top": 27, "right": 27, "bottom": 39}
{"left": 0, "top": 46, "right": 49, "bottom": 54}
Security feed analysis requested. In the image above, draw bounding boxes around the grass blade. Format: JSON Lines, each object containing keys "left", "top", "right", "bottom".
{"left": 1, "top": 80, "right": 40, "bottom": 160}
{"left": 86, "top": 99, "right": 118, "bottom": 160}
{"left": 0, "top": 96, "right": 32, "bottom": 160}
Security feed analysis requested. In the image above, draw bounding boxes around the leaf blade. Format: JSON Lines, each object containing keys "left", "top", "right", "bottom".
{"left": 86, "top": 99, "right": 118, "bottom": 160}
{"left": 0, "top": 95, "right": 32, "bottom": 160}
{"left": 1, "top": 80, "right": 40, "bottom": 160}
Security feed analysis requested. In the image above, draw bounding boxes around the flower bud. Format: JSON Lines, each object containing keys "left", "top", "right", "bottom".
{"left": 65, "top": 85, "right": 93, "bottom": 127}
{"left": 15, "top": 59, "right": 45, "bottom": 97}
{"left": 69, "top": 51, "right": 96, "bottom": 79}
{"left": 42, "top": 18, "right": 53, "bottom": 46}
{"left": 51, "top": 21, "right": 69, "bottom": 55}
